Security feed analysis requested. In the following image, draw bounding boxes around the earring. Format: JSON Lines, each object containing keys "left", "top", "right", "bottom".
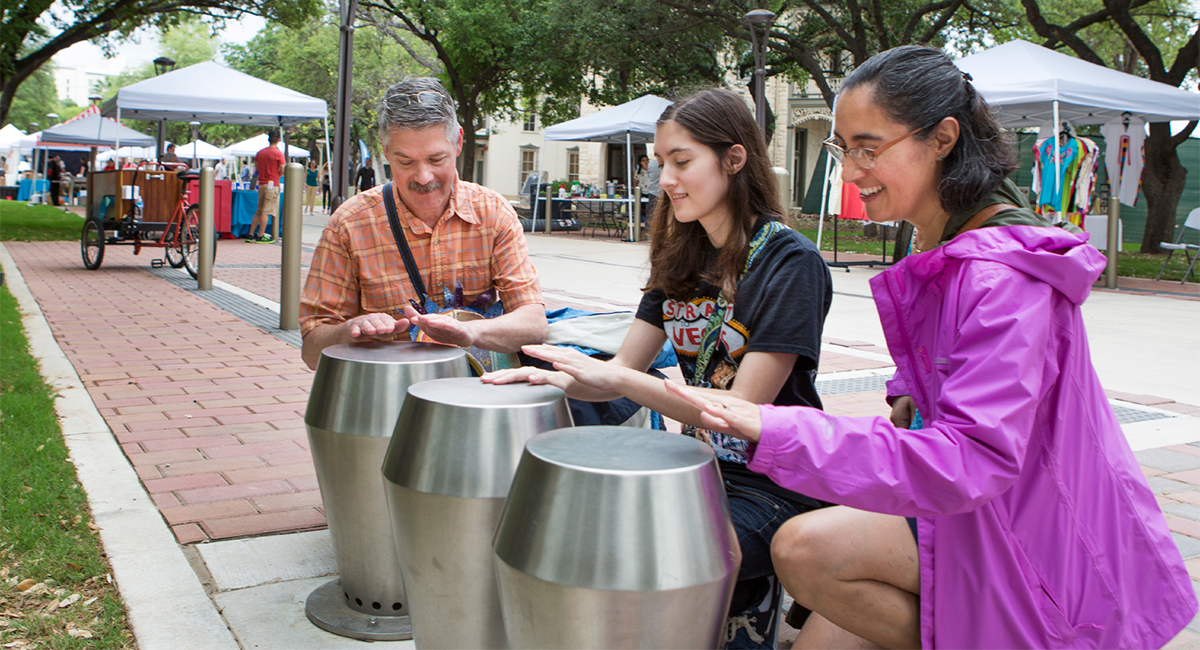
{"left": 937, "top": 155, "right": 945, "bottom": 161}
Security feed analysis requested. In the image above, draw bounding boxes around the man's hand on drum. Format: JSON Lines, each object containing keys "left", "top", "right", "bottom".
{"left": 347, "top": 312, "right": 409, "bottom": 341}
{"left": 402, "top": 305, "right": 476, "bottom": 348}
{"left": 664, "top": 381, "right": 763, "bottom": 443}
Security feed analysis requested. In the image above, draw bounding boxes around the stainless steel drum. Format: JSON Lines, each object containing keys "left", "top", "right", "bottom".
{"left": 304, "top": 341, "right": 470, "bottom": 641}
{"left": 382, "top": 378, "right": 572, "bottom": 649}
{"left": 493, "top": 427, "right": 741, "bottom": 649}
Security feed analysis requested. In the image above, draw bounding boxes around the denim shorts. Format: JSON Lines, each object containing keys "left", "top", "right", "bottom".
{"left": 723, "top": 479, "right": 814, "bottom": 649}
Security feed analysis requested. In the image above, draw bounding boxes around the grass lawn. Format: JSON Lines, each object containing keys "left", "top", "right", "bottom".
{"left": 0, "top": 203, "right": 83, "bottom": 242}
{"left": 786, "top": 213, "right": 1191, "bottom": 282}
{"left": 0, "top": 285, "right": 134, "bottom": 649}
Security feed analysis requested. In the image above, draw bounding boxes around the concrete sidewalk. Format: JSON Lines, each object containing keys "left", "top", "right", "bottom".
{"left": 2, "top": 229, "right": 1199, "bottom": 649}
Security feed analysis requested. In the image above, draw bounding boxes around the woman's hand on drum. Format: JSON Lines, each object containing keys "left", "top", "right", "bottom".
{"left": 663, "top": 381, "right": 762, "bottom": 443}
{"left": 480, "top": 366, "right": 571, "bottom": 391}
{"left": 347, "top": 312, "right": 410, "bottom": 341}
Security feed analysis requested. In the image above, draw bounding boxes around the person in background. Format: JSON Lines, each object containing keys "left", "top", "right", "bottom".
{"left": 666, "top": 45, "right": 1196, "bottom": 650}
{"left": 484, "top": 88, "right": 833, "bottom": 650}
{"left": 356, "top": 158, "right": 376, "bottom": 192}
{"left": 320, "top": 162, "right": 331, "bottom": 212}
{"left": 160, "top": 143, "right": 180, "bottom": 165}
{"left": 248, "top": 130, "right": 284, "bottom": 243}
{"left": 214, "top": 158, "right": 228, "bottom": 181}
{"left": 47, "top": 155, "right": 63, "bottom": 206}
{"left": 304, "top": 160, "right": 320, "bottom": 214}
{"left": 632, "top": 153, "right": 659, "bottom": 240}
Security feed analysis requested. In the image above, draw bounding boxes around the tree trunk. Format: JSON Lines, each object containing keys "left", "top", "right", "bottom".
{"left": 459, "top": 104, "right": 477, "bottom": 183}
{"left": 1139, "top": 122, "right": 1188, "bottom": 254}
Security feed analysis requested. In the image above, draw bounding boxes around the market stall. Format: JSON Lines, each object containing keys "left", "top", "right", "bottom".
{"left": 101, "top": 61, "right": 329, "bottom": 239}
{"left": 541, "top": 95, "right": 672, "bottom": 236}
{"left": 956, "top": 39, "right": 1200, "bottom": 286}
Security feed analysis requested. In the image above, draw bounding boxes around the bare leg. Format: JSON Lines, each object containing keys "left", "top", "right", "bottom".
{"left": 772, "top": 507, "right": 920, "bottom": 649}
{"left": 793, "top": 612, "right": 881, "bottom": 649}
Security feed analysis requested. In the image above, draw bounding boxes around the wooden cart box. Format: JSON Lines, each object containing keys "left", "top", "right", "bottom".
{"left": 89, "top": 169, "right": 182, "bottom": 223}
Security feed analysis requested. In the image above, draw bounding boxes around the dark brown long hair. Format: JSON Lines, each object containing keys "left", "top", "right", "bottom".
{"left": 644, "top": 88, "right": 783, "bottom": 303}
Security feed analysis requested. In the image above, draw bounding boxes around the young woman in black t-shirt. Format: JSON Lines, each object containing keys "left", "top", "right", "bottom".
{"left": 483, "top": 88, "right": 831, "bottom": 649}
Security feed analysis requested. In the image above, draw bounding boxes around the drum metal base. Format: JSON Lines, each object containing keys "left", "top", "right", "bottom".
{"left": 304, "top": 579, "right": 413, "bottom": 641}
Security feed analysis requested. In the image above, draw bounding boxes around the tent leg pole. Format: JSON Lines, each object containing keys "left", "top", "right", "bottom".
{"left": 1052, "top": 100, "right": 1060, "bottom": 223}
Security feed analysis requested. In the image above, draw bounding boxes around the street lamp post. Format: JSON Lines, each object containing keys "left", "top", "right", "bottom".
{"left": 152, "top": 57, "right": 176, "bottom": 160}
{"left": 331, "top": 0, "right": 359, "bottom": 213}
{"left": 189, "top": 121, "right": 201, "bottom": 168}
{"left": 745, "top": 9, "right": 776, "bottom": 139}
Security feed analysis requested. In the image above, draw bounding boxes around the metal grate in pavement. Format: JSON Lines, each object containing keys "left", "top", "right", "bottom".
{"left": 1110, "top": 403, "right": 1175, "bottom": 424}
{"left": 150, "top": 268, "right": 302, "bottom": 348}
{"left": 816, "top": 373, "right": 893, "bottom": 396}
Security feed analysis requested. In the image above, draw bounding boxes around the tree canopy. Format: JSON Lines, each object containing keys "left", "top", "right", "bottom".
{"left": 1, "top": 0, "right": 321, "bottom": 123}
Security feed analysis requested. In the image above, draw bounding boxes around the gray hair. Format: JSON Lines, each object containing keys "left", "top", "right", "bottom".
{"left": 378, "top": 78, "right": 460, "bottom": 146}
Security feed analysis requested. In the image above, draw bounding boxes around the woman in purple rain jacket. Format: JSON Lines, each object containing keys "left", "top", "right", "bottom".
{"left": 669, "top": 45, "right": 1195, "bottom": 649}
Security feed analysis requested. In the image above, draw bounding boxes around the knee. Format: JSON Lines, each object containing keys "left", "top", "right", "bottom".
{"left": 771, "top": 512, "right": 838, "bottom": 600}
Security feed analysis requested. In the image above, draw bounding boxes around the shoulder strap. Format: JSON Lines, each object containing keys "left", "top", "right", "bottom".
{"left": 380, "top": 182, "right": 430, "bottom": 306}
{"left": 691, "top": 220, "right": 787, "bottom": 385}
{"left": 960, "top": 202, "right": 1018, "bottom": 236}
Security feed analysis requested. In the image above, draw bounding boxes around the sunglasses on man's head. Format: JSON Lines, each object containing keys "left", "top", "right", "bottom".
{"left": 391, "top": 91, "right": 445, "bottom": 108}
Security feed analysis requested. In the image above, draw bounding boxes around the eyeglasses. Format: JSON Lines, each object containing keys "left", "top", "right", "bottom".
{"left": 823, "top": 127, "right": 921, "bottom": 170}
{"left": 390, "top": 91, "right": 446, "bottom": 108}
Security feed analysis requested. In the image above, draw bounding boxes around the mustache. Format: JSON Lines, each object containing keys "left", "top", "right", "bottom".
{"left": 408, "top": 180, "right": 443, "bottom": 193}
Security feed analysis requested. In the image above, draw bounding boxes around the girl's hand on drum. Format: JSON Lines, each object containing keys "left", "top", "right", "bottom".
{"left": 521, "top": 344, "right": 621, "bottom": 392}
{"left": 347, "top": 312, "right": 409, "bottom": 341}
{"left": 481, "top": 366, "right": 570, "bottom": 391}
{"left": 663, "top": 380, "right": 762, "bottom": 443}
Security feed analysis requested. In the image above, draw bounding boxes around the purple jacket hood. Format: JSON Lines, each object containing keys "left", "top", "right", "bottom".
{"left": 916, "top": 225, "right": 1105, "bottom": 306}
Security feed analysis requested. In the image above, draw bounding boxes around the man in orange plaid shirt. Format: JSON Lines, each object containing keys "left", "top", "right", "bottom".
{"left": 300, "top": 78, "right": 547, "bottom": 370}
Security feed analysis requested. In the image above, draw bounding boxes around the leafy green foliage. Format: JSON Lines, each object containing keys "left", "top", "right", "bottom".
{"left": 224, "top": 12, "right": 432, "bottom": 162}
{"left": 6, "top": 63, "right": 63, "bottom": 134}
{"left": 553, "top": 0, "right": 728, "bottom": 111}
{"left": 2, "top": 0, "right": 321, "bottom": 124}
{"left": 358, "top": 0, "right": 589, "bottom": 180}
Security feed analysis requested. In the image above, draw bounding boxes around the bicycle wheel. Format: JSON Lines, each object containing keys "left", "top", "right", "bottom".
{"left": 81, "top": 219, "right": 105, "bottom": 270}
{"left": 164, "top": 223, "right": 185, "bottom": 268}
{"left": 182, "top": 206, "right": 217, "bottom": 279}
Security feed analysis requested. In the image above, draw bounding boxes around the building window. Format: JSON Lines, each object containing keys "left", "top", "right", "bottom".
{"left": 520, "top": 148, "right": 538, "bottom": 187}
{"left": 568, "top": 149, "right": 580, "bottom": 183}
{"left": 523, "top": 111, "right": 537, "bottom": 132}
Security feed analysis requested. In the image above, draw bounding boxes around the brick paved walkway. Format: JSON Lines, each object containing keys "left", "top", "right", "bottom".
{"left": 7, "top": 237, "right": 1200, "bottom": 645}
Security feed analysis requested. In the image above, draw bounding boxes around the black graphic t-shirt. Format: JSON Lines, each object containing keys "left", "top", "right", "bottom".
{"left": 637, "top": 221, "right": 832, "bottom": 507}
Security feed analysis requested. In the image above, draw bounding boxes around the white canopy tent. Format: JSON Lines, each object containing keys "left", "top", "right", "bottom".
{"left": 956, "top": 40, "right": 1200, "bottom": 128}
{"left": 0, "top": 123, "right": 25, "bottom": 156}
{"left": 97, "top": 147, "right": 155, "bottom": 163}
{"left": 35, "top": 113, "right": 156, "bottom": 148}
{"left": 541, "top": 94, "right": 673, "bottom": 234}
{"left": 22, "top": 114, "right": 154, "bottom": 188}
{"left": 175, "top": 139, "right": 225, "bottom": 164}
{"left": 955, "top": 39, "right": 1200, "bottom": 286}
{"left": 101, "top": 61, "right": 329, "bottom": 164}
{"left": 223, "top": 134, "right": 310, "bottom": 159}
{"left": 956, "top": 39, "right": 1200, "bottom": 204}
